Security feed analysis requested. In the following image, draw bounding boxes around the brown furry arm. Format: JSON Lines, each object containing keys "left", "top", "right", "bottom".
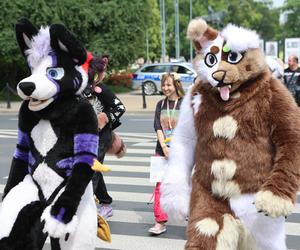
{"left": 264, "top": 79, "right": 300, "bottom": 202}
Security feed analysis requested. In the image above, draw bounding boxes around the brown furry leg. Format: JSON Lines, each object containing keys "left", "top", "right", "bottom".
{"left": 185, "top": 181, "right": 241, "bottom": 250}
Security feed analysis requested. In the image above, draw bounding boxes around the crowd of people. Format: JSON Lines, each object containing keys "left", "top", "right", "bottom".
{"left": 4, "top": 17, "right": 300, "bottom": 250}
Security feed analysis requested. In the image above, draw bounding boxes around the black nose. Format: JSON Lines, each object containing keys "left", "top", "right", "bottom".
{"left": 18, "top": 82, "right": 36, "bottom": 96}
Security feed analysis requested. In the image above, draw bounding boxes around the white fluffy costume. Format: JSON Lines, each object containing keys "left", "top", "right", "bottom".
{"left": 0, "top": 18, "right": 98, "bottom": 250}
{"left": 161, "top": 18, "right": 300, "bottom": 250}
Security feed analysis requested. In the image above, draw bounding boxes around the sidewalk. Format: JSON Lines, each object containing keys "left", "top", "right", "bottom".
{"left": 0, "top": 91, "right": 163, "bottom": 114}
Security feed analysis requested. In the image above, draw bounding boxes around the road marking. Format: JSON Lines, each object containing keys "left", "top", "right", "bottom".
{"left": 118, "top": 132, "right": 155, "bottom": 138}
{"left": 286, "top": 222, "right": 300, "bottom": 236}
{"left": 130, "top": 118, "right": 154, "bottom": 122}
{"left": 133, "top": 142, "right": 156, "bottom": 147}
{"left": 0, "top": 135, "right": 17, "bottom": 139}
{"left": 107, "top": 209, "right": 187, "bottom": 227}
{"left": 126, "top": 148, "right": 154, "bottom": 154}
{"left": 104, "top": 176, "right": 153, "bottom": 187}
{"left": 105, "top": 156, "right": 150, "bottom": 163}
{"left": 96, "top": 234, "right": 186, "bottom": 250}
{"left": 123, "top": 137, "right": 154, "bottom": 143}
{"left": 109, "top": 191, "right": 151, "bottom": 202}
{"left": 108, "top": 164, "right": 149, "bottom": 173}
{"left": 0, "top": 130, "right": 18, "bottom": 134}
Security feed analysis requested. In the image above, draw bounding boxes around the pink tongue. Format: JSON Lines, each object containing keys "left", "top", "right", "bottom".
{"left": 219, "top": 86, "right": 230, "bottom": 101}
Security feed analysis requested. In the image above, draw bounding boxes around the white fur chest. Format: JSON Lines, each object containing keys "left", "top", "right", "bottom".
{"left": 31, "top": 120, "right": 58, "bottom": 156}
{"left": 31, "top": 120, "right": 64, "bottom": 199}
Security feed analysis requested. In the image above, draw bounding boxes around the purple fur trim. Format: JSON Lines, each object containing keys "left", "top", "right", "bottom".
{"left": 17, "top": 129, "right": 29, "bottom": 147}
{"left": 14, "top": 148, "right": 28, "bottom": 162}
{"left": 49, "top": 51, "right": 57, "bottom": 66}
{"left": 28, "top": 151, "right": 35, "bottom": 166}
{"left": 74, "top": 133, "right": 98, "bottom": 155}
{"left": 57, "top": 157, "right": 74, "bottom": 177}
{"left": 73, "top": 78, "right": 80, "bottom": 91}
{"left": 74, "top": 154, "right": 94, "bottom": 166}
{"left": 55, "top": 207, "right": 66, "bottom": 222}
{"left": 47, "top": 52, "right": 60, "bottom": 94}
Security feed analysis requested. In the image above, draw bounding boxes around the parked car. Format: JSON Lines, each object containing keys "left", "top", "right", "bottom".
{"left": 132, "top": 63, "right": 197, "bottom": 95}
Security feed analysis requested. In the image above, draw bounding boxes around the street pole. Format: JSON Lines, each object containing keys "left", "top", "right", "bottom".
{"left": 146, "top": 30, "right": 149, "bottom": 63}
{"left": 6, "top": 83, "right": 11, "bottom": 109}
{"left": 160, "top": 0, "right": 166, "bottom": 62}
{"left": 189, "top": 0, "right": 193, "bottom": 62}
{"left": 174, "top": 0, "right": 180, "bottom": 59}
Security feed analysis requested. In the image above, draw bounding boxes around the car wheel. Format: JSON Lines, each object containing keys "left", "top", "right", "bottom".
{"left": 143, "top": 81, "right": 157, "bottom": 95}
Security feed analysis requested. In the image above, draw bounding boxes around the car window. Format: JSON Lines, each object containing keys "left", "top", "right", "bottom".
{"left": 141, "top": 66, "right": 156, "bottom": 72}
{"left": 141, "top": 65, "right": 170, "bottom": 73}
{"left": 170, "top": 65, "right": 179, "bottom": 72}
{"left": 177, "top": 66, "right": 193, "bottom": 74}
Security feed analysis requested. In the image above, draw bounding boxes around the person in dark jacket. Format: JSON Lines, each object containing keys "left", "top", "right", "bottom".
{"left": 284, "top": 55, "right": 300, "bottom": 105}
{"left": 83, "top": 55, "right": 126, "bottom": 219}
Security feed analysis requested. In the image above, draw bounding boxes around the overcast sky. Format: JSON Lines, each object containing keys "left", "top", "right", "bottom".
{"left": 272, "top": 0, "right": 284, "bottom": 7}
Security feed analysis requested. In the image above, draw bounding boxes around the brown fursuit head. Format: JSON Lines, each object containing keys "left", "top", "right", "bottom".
{"left": 183, "top": 18, "right": 300, "bottom": 249}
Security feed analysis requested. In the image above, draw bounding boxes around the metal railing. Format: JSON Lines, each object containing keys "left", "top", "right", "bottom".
{"left": 0, "top": 83, "right": 18, "bottom": 109}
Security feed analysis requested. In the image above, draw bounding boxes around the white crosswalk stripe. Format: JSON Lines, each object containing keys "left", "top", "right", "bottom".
{"left": 1, "top": 131, "right": 300, "bottom": 250}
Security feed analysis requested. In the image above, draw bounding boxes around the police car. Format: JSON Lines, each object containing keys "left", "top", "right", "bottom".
{"left": 132, "top": 63, "right": 197, "bottom": 95}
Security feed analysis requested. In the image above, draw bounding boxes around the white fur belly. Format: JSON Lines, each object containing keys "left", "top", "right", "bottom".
{"left": 31, "top": 120, "right": 57, "bottom": 157}
{"left": 33, "top": 162, "right": 64, "bottom": 200}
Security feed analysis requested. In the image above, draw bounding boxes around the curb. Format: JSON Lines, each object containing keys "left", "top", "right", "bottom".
{"left": 0, "top": 92, "right": 162, "bottom": 114}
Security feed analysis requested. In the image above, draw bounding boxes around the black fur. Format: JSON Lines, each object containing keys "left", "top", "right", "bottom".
{"left": 15, "top": 18, "right": 38, "bottom": 57}
{"left": 50, "top": 24, "right": 86, "bottom": 65}
{"left": 0, "top": 201, "right": 47, "bottom": 250}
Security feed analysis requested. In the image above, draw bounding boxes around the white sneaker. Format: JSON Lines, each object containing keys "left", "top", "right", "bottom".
{"left": 148, "top": 223, "right": 166, "bottom": 235}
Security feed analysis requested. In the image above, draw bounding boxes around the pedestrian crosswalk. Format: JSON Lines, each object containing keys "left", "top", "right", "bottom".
{"left": 95, "top": 132, "right": 187, "bottom": 249}
{"left": 0, "top": 129, "right": 17, "bottom": 139}
{"left": 1, "top": 130, "right": 300, "bottom": 249}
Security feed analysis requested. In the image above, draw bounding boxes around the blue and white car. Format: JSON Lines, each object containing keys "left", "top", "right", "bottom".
{"left": 132, "top": 63, "right": 197, "bottom": 95}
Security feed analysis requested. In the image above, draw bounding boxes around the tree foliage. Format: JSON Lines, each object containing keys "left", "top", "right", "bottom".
{"left": 162, "top": 0, "right": 280, "bottom": 61}
{"left": 0, "top": 0, "right": 161, "bottom": 89}
{"left": 281, "top": 0, "right": 300, "bottom": 38}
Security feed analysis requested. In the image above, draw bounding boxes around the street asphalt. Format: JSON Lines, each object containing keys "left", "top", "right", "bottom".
{"left": 0, "top": 90, "right": 163, "bottom": 114}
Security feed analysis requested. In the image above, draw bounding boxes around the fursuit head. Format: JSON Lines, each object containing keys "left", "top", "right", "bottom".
{"left": 0, "top": 18, "right": 99, "bottom": 250}
{"left": 160, "top": 18, "right": 300, "bottom": 250}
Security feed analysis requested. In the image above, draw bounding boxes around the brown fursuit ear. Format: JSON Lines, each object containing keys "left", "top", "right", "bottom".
{"left": 187, "top": 18, "right": 218, "bottom": 52}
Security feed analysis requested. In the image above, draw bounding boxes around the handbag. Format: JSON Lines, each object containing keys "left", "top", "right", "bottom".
{"left": 149, "top": 156, "right": 168, "bottom": 183}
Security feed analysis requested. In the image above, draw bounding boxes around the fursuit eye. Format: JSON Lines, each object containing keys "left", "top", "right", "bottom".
{"left": 204, "top": 53, "right": 218, "bottom": 67}
{"left": 227, "top": 52, "right": 243, "bottom": 64}
{"left": 46, "top": 68, "right": 64, "bottom": 80}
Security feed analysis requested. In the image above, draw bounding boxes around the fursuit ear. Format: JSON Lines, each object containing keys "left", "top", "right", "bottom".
{"left": 49, "top": 24, "right": 86, "bottom": 65}
{"left": 15, "top": 18, "right": 38, "bottom": 57}
{"left": 187, "top": 18, "right": 218, "bottom": 52}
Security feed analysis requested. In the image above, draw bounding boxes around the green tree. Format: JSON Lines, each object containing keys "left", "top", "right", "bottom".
{"left": 0, "top": 0, "right": 161, "bottom": 89}
{"left": 161, "top": 0, "right": 280, "bottom": 61}
{"left": 281, "top": 0, "right": 300, "bottom": 38}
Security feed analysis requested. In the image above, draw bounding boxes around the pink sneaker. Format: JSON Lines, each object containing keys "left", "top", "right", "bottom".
{"left": 148, "top": 223, "right": 166, "bottom": 235}
{"left": 97, "top": 204, "right": 113, "bottom": 220}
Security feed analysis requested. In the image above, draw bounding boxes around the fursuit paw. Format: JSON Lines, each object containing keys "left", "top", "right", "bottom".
{"left": 91, "top": 159, "right": 111, "bottom": 173}
{"left": 254, "top": 190, "right": 294, "bottom": 217}
{"left": 41, "top": 206, "right": 78, "bottom": 239}
{"left": 97, "top": 215, "right": 111, "bottom": 242}
{"left": 160, "top": 180, "right": 191, "bottom": 222}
